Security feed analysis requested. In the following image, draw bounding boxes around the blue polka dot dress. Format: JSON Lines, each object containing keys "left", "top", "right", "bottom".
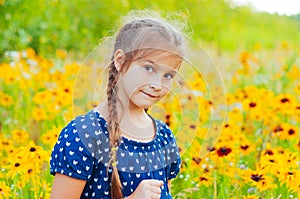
{"left": 50, "top": 110, "right": 181, "bottom": 198}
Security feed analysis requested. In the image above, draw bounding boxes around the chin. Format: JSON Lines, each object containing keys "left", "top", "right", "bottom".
{"left": 131, "top": 101, "right": 154, "bottom": 110}
{"left": 130, "top": 96, "right": 161, "bottom": 110}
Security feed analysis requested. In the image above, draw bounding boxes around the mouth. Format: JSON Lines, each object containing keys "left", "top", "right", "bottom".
{"left": 141, "top": 91, "right": 159, "bottom": 98}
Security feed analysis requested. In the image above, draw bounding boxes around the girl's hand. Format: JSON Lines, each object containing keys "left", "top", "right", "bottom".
{"left": 126, "top": 179, "right": 163, "bottom": 199}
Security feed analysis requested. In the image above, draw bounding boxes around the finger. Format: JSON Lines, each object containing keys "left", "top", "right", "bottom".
{"left": 148, "top": 180, "right": 164, "bottom": 187}
{"left": 150, "top": 186, "right": 161, "bottom": 194}
{"left": 150, "top": 192, "right": 161, "bottom": 199}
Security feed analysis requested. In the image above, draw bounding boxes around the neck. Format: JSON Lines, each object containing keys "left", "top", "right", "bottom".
{"left": 95, "top": 102, "right": 155, "bottom": 142}
{"left": 96, "top": 101, "right": 151, "bottom": 128}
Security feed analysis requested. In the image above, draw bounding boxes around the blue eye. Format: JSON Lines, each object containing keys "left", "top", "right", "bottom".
{"left": 164, "top": 73, "right": 174, "bottom": 80}
{"left": 145, "top": 65, "right": 154, "bottom": 73}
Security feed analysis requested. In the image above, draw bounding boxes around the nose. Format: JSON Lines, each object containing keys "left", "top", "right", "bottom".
{"left": 149, "top": 82, "right": 162, "bottom": 91}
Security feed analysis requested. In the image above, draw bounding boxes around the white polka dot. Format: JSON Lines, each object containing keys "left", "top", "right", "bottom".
{"left": 73, "top": 160, "right": 78, "bottom": 165}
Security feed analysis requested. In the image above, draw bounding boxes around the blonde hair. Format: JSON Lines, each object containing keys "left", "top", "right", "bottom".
{"left": 106, "top": 10, "right": 186, "bottom": 198}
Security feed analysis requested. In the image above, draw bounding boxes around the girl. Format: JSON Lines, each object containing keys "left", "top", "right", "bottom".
{"left": 50, "top": 11, "right": 185, "bottom": 199}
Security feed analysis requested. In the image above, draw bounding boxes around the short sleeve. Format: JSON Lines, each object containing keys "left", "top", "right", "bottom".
{"left": 50, "top": 120, "right": 95, "bottom": 180}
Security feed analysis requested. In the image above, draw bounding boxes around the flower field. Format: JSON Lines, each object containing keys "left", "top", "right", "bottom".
{"left": 0, "top": 41, "right": 299, "bottom": 199}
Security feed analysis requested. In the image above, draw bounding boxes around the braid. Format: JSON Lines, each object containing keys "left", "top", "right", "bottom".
{"left": 107, "top": 61, "right": 123, "bottom": 199}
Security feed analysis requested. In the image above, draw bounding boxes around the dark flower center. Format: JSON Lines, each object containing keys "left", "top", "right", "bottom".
{"left": 274, "top": 126, "right": 283, "bottom": 133}
{"left": 280, "top": 98, "right": 289, "bottom": 103}
{"left": 192, "top": 157, "right": 201, "bottom": 164}
{"left": 217, "top": 147, "right": 232, "bottom": 157}
{"left": 241, "top": 145, "right": 249, "bottom": 150}
{"left": 249, "top": 102, "right": 256, "bottom": 108}
{"left": 264, "top": 150, "right": 274, "bottom": 155}
{"left": 251, "top": 174, "right": 264, "bottom": 182}
{"left": 288, "top": 129, "right": 295, "bottom": 135}
{"left": 200, "top": 177, "right": 208, "bottom": 181}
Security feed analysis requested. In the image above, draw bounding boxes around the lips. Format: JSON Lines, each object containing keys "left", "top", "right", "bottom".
{"left": 141, "top": 91, "right": 159, "bottom": 98}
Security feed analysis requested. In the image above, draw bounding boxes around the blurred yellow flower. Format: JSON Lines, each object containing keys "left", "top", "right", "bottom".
{"left": 0, "top": 92, "right": 13, "bottom": 107}
{"left": 65, "top": 63, "right": 80, "bottom": 76}
{"left": 0, "top": 181, "right": 11, "bottom": 198}
{"left": 25, "top": 48, "right": 36, "bottom": 59}
{"left": 32, "top": 107, "right": 47, "bottom": 121}
{"left": 55, "top": 49, "right": 67, "bottom": 59}
{"left": 41, "top": 125, "right": 61, "bottom": 148}
{"left": 294, "top": 83, "right": 300, "bottom": 95}
{"left": 0, "top": 64, "right": 20, "bottom": 85}
{"left": 33, "top": 90, "right": 52, "bottom": 105}
{"left": 277, "top": 169, "right": 300, "bottom": 193}
{"left": 286, "top": 65, "right": 300, "bottom": 80}
{"left": 12, "top": 129, "right": 30, "bottom": 145}
{"left": 243, "top": 195, "right": 259, "bottom": 199}
{"left": 281, "top": 40, "right": 289, "bottom": 50}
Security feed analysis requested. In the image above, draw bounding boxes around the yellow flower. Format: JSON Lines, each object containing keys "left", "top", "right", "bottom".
{"left": 0, "top": 181, "right": 11, "bottom": 198}
{"left": 286, "top": 65, "right": 300, "bottom": 80}
{"left": 0, "top": 64, "right": 19, "bottom": 85}
{"left": 227, "top": 108, "right": 243, "bottom": 123}
{"left": 32, "top": 107, "right": 47, "bottom": 121}
{"left": 237, "top": 134, "right": 254, "bottom": 156}
{"left": 278, "top": 151, "right": 299, "bottom": 169}
{"left": 25, "top": 48, "right": 36, "bottom": 59}
{"left": 242, "top": 168, "right": 275, "bottom": 191}
{"left": 294, "top": 83, "right": 300, "bottom": 95}
{"left": 269, "top": 123, "right": 298, "bottom": 140}
{"left": 17, "top": 140, "right": 48, "bottom": 161}
{"left": 11, "top": 129, "right": 30, "bottom": 145}
{"left": 259, "top": 153, "right": 280, "bottom": 175}
{"left": 198, "top": 174, "right": 213, "bottom": 187}
{"left": 281, "top": 40, "right": 289, "bottom": 49}
{"left": 33, "top": 90, "right": 52, "bottom": 105}
{"left": 55, "top": 49, "right": 67, "bottom": 59}
{"left": 6, "top": 157, "right": 26, "bottom": 178}
{"left": 22, "top": 165, "right": 39, "bottom": 183}
{"left": 273, "top": 93, "right": 297, "bottom": 115}
{"left": 0, "top": 92, "right": 13, "bottom": 107}
{"left": 65, "top": 63, "right": 80, "bottom": 77}
{"left": 0, "top": 137, "right": 13, "bottom": 153}
{"left": 243, "top": 195, "right": 259, "bottom": 199}
{"left": 277, "top": 169, "right": 300, "bottom": 192}
{"left": 190, "top": 72, "right": 206, "bottom": 93}
{"left": 41, "top": 125, "right": 61, "bottom": 148}
{"left": 33, "top": 71, "right": 50, "bottom": 88}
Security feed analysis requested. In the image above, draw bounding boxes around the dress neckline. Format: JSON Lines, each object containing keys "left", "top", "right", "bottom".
{"left": 90, "top": 110, "right": 159, "bottom": 145}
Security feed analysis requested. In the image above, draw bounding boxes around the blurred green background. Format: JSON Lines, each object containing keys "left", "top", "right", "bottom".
{"left": 1, "top": 0, "right": 300, "bottom": 59}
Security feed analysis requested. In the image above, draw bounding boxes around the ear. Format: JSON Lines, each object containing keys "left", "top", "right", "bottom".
{"left": 113, "top": 49, "right": 125, "bottom": 72}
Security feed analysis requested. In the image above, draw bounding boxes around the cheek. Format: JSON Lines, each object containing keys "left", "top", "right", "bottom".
{"left": 122, "top": 74, "right": 147, "bottom": 94}
{"left": 162, "top": 80, "right": 173, "bottom": 90}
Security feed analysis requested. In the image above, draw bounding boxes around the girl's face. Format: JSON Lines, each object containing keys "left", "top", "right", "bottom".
{"left": 117, "top": 51, "right": 182, "bottom": 110}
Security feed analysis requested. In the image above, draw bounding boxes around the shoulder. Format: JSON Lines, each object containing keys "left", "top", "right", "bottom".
{"left": 56, "top": 110, "right": 106, "bottom": 142}
{"left": 154, "top": 118, "right": 176, "bottom": 143}
{"left": 53, "top": 110, "right": 110, "bottom": 160}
